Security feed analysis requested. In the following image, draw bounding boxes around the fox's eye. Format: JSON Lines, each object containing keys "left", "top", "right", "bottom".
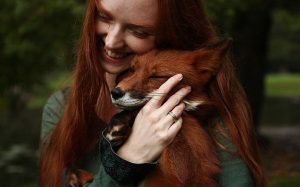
{"left": 149, "top": 76, "right": 168, "bottom": 80}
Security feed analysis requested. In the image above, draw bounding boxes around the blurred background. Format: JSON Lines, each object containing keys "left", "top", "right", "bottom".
{"left": 0, "top": 0, "right": 299, "bottom": 186}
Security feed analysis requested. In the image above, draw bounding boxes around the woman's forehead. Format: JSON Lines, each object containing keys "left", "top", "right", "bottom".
{"left": 99, "top": 0, "right": 158, "bottom": 27}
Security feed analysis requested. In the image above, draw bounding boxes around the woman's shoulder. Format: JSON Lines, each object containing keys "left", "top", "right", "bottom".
{"left": 40, "top": 88, "right": 70, "bottom": 141}
{"left": 214, "top": 119, "right": 254, "bottom": 186}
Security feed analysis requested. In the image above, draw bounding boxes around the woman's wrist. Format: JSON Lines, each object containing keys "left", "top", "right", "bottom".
{"left": 100, "top": 132, "right": 157, "bottom": 184}
{"left": 117, "top": 142, "right": 151, "bottom": 164}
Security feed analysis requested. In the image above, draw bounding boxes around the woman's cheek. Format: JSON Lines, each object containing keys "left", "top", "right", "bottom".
{"left": 95, "top": 21, "right": 109, "bottom": 35}
{"left": 126, "top": 36, "right": 156, "bottom": 54}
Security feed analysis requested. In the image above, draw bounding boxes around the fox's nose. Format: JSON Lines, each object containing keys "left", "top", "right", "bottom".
{"left": 111, "top": 87, "right": 125, "bottom": 100}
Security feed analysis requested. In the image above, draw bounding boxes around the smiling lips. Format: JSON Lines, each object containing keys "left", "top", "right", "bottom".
{"left": 102, "top": 48, "right": 131, "bottom": 65}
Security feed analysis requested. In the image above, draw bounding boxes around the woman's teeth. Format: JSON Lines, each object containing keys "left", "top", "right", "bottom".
{"left": 106, "top": 50, "right": 128, "bottom": 59}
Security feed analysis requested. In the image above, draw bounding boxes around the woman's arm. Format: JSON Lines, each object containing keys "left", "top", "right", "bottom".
{"left": 40, "top": 90, "right": 66, "bottom": 143}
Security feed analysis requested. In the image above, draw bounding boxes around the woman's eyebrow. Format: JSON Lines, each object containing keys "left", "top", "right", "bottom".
{"left": 96, "top": 2, "right": 114, "bottom": 18}
{"left": 96, "top": 1, "right": 155, "bottom": 31}
{"left": 126, "top": 23, "right": 155, "bottom": 32}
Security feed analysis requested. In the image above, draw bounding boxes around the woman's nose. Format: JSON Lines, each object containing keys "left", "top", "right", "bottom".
{"left": 104, "top": 24, "right": 125, "bottom": 49}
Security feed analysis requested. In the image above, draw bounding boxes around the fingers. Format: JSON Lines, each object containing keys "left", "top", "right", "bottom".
{"left": 134, "top": 74, "right": 188, "bottom": 149}
{"left": 167, "top": 117, "right": 183, "bottom": 141}
{"left": 150, "top": 102, "right": 184, "bottom": 135}
{"left": 144, "top": 74, "right": 183, "bottom": 109}
{"left": 159, "top": 86, "right": 190, "bottom": 115}
{"left": 163, "top": 102, "right": 185, "bottom": 128}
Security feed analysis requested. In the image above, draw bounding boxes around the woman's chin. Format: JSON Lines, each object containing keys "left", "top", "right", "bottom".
{"left": 100, "top": 61, "right": 130, "bottom": 75}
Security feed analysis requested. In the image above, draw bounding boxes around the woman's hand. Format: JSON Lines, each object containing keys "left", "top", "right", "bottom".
{"left": 117, "top": 74, "right": 191, "bottom": 163}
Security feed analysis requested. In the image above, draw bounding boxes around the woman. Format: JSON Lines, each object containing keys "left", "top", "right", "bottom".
{"left": 39, "top": 0, "right": 265, "bottom": 186}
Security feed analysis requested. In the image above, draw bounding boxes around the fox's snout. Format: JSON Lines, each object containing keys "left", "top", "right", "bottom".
{"left": 110, "top": 87, "right": 148, "bottom": 108}
{"left": 111, "top": 87, "right": 125, "bottom": 100}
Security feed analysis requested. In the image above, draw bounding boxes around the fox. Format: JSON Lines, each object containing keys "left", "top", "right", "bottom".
{"left": 104, "top": 39, "right": 231, "bottom": 187}
{"left": 64, "top": 39, "right": 230, "bottom": 187}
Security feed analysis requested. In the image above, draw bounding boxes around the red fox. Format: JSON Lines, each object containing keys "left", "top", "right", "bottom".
{"left": 65, "top": 39, "right": 230, "bottom": 187}
{"left": 105, "top": 39, "right": 231, "bottom": 187}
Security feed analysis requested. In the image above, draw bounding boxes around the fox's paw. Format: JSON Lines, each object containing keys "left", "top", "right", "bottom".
{"left": 104, "top": 110, "right": 137, "bottom": 147}
{"left": 105, "top": 123, "right": 131, "bottom": 147}
{"left": 62, "top": 167, "right": 94, "bottom": 187}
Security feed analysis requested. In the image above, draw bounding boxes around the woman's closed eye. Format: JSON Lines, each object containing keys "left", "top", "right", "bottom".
{"left": 129, "top": 29, "right": 153, "bottom": 39}
{"left": 97, "top": 11, "right": 112, "bottom": 22}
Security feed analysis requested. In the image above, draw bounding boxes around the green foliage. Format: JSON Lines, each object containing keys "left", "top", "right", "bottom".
{"left": 204, "top": 0, "right": 300, "bottom": 72}
{"left": 204, "top": 0, "right": 260, "bottom": 34}
{"left": 0, "top": 1, "right": 84, "bottom": 185}
{"left": 265, "top": 73, "right": 300, "bottom": 97}
{"left": 268, "top": 9, "right": 300, "bottom": 71}
{"left": 0, "top": 0, "right": 86, "bottom": 148}
{"left": 0, "top": 0, "right": 84, "bottom": 92}
{"left": 262, "top": 73, "right": 300, "bottom": 126}
{"left": 268, "top": 176, "right": 300, "bottom": 187}
{"left": 261, "top": 96, "right": 300, "bottom": 126}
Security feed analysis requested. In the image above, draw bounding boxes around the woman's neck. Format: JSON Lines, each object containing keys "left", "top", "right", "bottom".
{"left": 105, "top": 72, "right": 122, "bottom": 115}
{"left": 105, "top": 73, "right": 118, "bottom": 91}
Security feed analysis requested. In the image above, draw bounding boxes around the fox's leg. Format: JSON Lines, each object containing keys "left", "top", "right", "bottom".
{"left": 169, "top": 116, "right": 220, "bottom": 186}
{"left": 104, "top": 109, "right": 138, "bottom": 148}
{"left": 148, "top": 116, "right": 220, "bottom": 187}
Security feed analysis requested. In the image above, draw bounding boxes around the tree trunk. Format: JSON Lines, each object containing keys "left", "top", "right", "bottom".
{"left": 232, "top": 1, "right": 273, "bottom": 127}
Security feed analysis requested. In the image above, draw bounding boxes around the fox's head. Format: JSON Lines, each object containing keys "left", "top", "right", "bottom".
{"left": 111, "top": 39, "right": 231, "bottom": 111}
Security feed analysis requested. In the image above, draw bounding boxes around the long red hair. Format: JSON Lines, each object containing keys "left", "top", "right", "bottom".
{"left": 39, "top": 0, "right": 265, "bottom": 186}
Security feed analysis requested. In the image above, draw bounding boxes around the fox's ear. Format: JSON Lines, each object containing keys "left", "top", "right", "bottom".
{"left": 205, "top": 37, "right": 232, "bottom": 51}
{"left": 190, "top": 38, "right": 232, "bottom": 73}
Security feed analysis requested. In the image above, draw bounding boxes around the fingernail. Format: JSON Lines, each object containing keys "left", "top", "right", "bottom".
{"left": 177, "top": 74, "right": 183, "bottom": 80}
{"left": 186, "top": 86, "right": 191, "bottom": 92}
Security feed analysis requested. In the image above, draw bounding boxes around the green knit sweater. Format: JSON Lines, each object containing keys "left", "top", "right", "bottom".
{"left": 41, "top": 90, "right": 254, "bottom": 187}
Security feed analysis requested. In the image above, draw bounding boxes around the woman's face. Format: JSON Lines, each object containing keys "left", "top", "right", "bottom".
{"left": 95, "top": 0, "right": 158, "bottom": 74}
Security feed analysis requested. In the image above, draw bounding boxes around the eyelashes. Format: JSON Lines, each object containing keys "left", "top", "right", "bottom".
{"left": 96, "top": 11, "right": 112, "bottom": 22}
{"left": 129, "top": 29, "right": 152, "bottom": 39}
